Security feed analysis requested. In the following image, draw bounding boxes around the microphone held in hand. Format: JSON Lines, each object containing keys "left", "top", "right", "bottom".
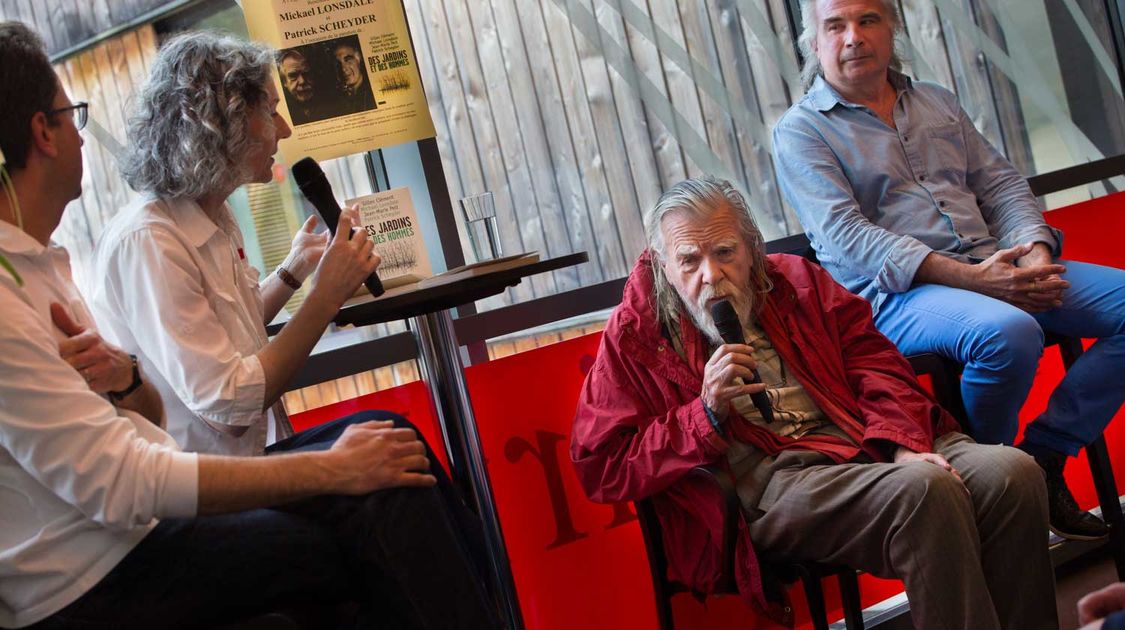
{"left": 291, "top": 157, "right": 384, "bottom": 297}
{"left": 709, "top": 299, "right": 774, "bottom": 424}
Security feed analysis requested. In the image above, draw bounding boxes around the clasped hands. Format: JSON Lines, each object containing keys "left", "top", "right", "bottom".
{"left": 974, "top": 242, "right": 1068, "bottom": 313}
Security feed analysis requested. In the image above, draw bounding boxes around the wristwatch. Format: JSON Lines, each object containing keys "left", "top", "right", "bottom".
{"left": 108, "top": 354, "right": 142, "bottom": 401}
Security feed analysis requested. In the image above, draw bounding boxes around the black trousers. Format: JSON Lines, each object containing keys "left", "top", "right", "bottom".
{"left": 33, "top": 412, "right": 499, "bottom": 629}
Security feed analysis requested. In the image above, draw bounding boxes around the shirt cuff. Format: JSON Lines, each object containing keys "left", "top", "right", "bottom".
{"left": 197, "top": 355, "right": 267, "bottom": 428}
{"left": 875, "top": 235, "right": 932, "bottom": 293}
{"left": 703, "top": 402, "right": 724, "bottom": 435}
{"left": 1004, "top": 225, "right": 1063, "bottom": 257}
{"left": 159, "top": 451, "right": 199, "bottom": 518}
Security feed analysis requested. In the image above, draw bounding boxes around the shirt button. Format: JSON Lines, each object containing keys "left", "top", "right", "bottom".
{"left": 919, "top": 175, "right": 927, "bottom": 181}
{"left": 657, "top": 346, "right": 665, "bottom": 352}
{"left": 939, "top": 200, "right": 947, "bottom": 207}
{"left": 903, "top": 135, "right": 909, "bottom": 142}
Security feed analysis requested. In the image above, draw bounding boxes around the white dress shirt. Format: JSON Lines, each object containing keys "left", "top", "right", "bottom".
{"left": 0, "top": 221, "right": 197, "bottom": 628}
{"left": 89, "top": 197, "right": 293, "bottom": 457}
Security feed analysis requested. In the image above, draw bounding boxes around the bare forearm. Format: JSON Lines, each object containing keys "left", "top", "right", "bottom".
{"left": 196, "top": 451, "right": 335, "bottom": 514}
{"left": 913, "top": 252, "right": 980, "bottom": 290}
{"left": 114, "top": 381, "right": 166, "bottom": 428}
{"left": 256, "top": 292, "right": 338, "bottom": 408}
{"left": 196, "top": 422, "right": 437, "bottom": 515}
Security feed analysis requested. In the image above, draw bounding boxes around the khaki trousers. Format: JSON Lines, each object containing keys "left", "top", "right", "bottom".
{"left": 746, "top": 432, "right": 1057, "bottom": 630}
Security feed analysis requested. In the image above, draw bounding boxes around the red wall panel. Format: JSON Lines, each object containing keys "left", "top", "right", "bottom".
{"left": 290, "top": 192, "right": 1124, "bottom": 628}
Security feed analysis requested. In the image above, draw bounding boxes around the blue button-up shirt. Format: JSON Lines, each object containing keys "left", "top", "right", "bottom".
{"left": 772, "top": 71, "right": 1062, "bottom": 314}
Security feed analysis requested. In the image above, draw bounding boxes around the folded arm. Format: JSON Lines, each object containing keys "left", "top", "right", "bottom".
{"left": 1, "top": 294, "right": 197, "bottom": 527}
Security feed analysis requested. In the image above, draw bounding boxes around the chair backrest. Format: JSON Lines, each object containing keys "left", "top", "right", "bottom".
{"left": 765, "top": 232, "right": 816, "bottom": 261}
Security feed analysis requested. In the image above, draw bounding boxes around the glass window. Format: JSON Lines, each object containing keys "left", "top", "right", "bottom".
{"left": 891, "top": 0, "right": 1125, "bottom": 209}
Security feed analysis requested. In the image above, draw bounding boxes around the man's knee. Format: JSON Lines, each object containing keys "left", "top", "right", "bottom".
{"left": 344, "top": 409, "right": 412, "bottom": 428}
{"left": 974, "top": 446, "right": 1046, "bottom": 511}
{"left": 969, "top": 309, "right": 1044, "bottom": 370}
{"left": 892, "top": 462, "right": 973, "bottom": 515}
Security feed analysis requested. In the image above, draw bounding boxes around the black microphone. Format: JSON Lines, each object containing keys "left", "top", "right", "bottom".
{"left": 291, "top": 157, "right": 384, "bottom": 297}
{"left": 709, "top": 299, "right": 773, "bottom": 424}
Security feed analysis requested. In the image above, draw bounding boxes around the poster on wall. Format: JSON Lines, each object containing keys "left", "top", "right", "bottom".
{"left": 243, "top": 0, "right": 436, "bottom": 163}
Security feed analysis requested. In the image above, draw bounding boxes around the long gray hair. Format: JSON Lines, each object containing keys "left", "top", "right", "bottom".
{"left": 644, "top": 176, "right": 772, "bottom": 332}
{"left": 119, "top": 32, "right": 275, "bottom": 199}
{"left": 797, "top": 0, "right": 906, "bottom": 89}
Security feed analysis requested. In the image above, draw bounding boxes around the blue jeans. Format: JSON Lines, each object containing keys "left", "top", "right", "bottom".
{"left": 875, "top": 260, "right": 1125, "bottom": 456}
{"left": 34, "top": 412, "right": 498, "bottom": 629}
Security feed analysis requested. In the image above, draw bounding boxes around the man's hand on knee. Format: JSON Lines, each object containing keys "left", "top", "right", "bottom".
{"left": 326, "top": 421, "right": 438, "bottom": 494}
{"left": 893, "top": 447, "right": 967, "bottom": 487}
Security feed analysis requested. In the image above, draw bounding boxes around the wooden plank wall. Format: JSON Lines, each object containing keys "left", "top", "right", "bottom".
{"left": 5, "top": 0, "right": 1112, "bottom": 412}
{"left": 402, "top": 0, "right": 808, "bottom": 305}
{"left": 0, "top": 0, "right": 170, "bottom": 56}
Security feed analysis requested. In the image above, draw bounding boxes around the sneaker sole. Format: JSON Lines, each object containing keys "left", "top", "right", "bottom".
{"left": 1049, "top": 525, "right": 1110, "bottom": 542}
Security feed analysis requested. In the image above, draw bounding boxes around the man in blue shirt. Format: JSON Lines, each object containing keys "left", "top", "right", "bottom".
{"left": 773, "top": 0, "right": 1125, "bottom": 540}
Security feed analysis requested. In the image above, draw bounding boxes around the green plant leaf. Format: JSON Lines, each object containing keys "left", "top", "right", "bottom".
{"left": 0, "top": 252, "right": 23, "bottom": 287}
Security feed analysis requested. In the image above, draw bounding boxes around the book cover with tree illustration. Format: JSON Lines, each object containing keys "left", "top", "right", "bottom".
{"left": 348, "top": 186, "right": 431, "bottom": 289}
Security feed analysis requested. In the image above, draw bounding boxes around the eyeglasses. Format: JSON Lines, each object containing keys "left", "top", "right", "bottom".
{"left": 46, "top": 102, "right": 88, "bottom": 131}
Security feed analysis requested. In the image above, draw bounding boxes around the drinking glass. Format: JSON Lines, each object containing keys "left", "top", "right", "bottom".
{"left": 459, "top": 192, "right": 502, "bottom": 260}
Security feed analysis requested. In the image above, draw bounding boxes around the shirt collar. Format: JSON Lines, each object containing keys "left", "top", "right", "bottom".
{"left": 807, "top": 69, "right": 913, "bottom": 112}
{"left": 165, "top": 197, "right": 221, "bottom": 249}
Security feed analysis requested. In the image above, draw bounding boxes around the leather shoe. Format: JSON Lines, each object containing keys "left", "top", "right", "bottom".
{"left": 1032, "top": 451, "right": 1109, "bottom": 541}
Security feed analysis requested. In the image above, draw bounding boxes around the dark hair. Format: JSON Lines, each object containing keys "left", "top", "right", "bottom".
{"left": 0, "top": 22, "right": 58, "bottom": 170}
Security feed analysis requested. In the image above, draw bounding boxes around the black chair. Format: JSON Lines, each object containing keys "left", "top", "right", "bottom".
{"left": 634, "top": 466, "right": 865, "bottom": 630}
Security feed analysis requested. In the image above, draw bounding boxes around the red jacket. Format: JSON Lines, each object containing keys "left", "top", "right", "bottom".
{"left": 570, "top": 253, "right": 958, "bottom": 622}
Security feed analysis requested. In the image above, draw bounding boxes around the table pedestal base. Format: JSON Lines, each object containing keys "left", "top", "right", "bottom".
{"left": 412, "top": 310, "right": 523, "bottom": 629}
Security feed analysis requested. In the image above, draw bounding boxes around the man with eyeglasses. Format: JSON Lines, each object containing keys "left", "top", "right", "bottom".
{"left": 571, "top": 176, "right": 1056, "bottom": 630}
{"left": 0, "top": 21, "right": 497, "bottom": 630}
{"left": 50, "top": 101, "right": 87, "bottom": 129}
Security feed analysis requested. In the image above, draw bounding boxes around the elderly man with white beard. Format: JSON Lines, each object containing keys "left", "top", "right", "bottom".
{"left": 570, "top": 176, "right": 1058, "bottom": 630}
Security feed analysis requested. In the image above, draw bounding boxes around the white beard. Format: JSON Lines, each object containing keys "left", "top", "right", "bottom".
{"left": 681, "top": 279, "right": 754, "bottom": 346}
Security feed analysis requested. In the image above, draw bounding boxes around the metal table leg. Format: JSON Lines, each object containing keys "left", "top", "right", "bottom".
{"left": 412, "top": 310, "right": 523, "bottom": 630}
